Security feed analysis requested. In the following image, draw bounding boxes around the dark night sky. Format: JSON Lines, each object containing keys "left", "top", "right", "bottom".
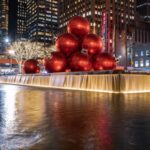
{"left": 8, "top": 0, "right": 17, "bottom": 41}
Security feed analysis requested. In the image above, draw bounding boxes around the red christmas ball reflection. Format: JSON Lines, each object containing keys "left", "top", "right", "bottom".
{"left": 70, "top": 52, "right": 92, "bottom": 71}
{"left": 45, "top": 52, "right": 67, "bottom": 73}
{"left": 67, "top": 16, "right": 90, "bottom": 39}
{"left": 56, "top": 33, "right": 79, "bottom": 56}
{"left": 23, "top": 59, "right": 39, "bottom": 74}
{"left": 93, "top": 53, "right": 116, "bottom": 70}
{"left": 82, "top": 34, "right": 103, "bottom": 55}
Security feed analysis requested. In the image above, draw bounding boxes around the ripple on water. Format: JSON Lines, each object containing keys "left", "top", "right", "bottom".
{"left": 0, "top": 132, "right": 42, "bottom": 149}
{"left": 0, "top": 85, "right": 150, "bottom": 150}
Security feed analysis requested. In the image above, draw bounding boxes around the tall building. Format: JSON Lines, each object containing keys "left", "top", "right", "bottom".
{"left": 9, "top": 0, "right": 27, "bottom": 41}
{"left": 0, "top": 0, "right": 9, "bottom": 52}
{"left": 59, "top": 0, "right": 135, "bottom": 66}
{"left": 8, "top": 0, "right": 16, "bottom": 41}
{"left": 132, "top": 0, "right": 150, "bottom": 69}
{"left": 16, "top": 0, "right": 27, "bottom": 39}
{"left": 133, "top": 20, "right": 150, "bottom": 69}
{"left": 136, "top": 0, "right": 150, "bottom": 22}
{"left": 26, "top": 0, "right": 58, "bottom": 46}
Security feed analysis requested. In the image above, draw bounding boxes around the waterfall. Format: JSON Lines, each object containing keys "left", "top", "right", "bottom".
{"left": 0, "top": 74, "right": 150, "bottom": 93}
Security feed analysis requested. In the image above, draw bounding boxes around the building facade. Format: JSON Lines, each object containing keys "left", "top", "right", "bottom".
{"left": 9, "top": 0, "right": 27, "bottom": 41}
{"left": 59, "top": 0, "right": 135, "bottom": 67}
{"left": 0, "top": 0, "right": 9, "bottom": 52}
{"left": 16, "top": 0, "right": 27, "bottom": 39}
{"left": 9, "top": 0, "right": 58, "bottom": 45}
{"left": 132, "top": 0, "right": 150, "bottom": 69}
{"left": 133, "top": 43, "right": 150, "bottom": 69}
{"left": 26, "top": 0, "right": 58, "bottom": 46}
{"left": 133, "top": 20, "right": 150, "bottom": 69}
{"left": 136, "top": 0, "right": 150, "bottom": 22}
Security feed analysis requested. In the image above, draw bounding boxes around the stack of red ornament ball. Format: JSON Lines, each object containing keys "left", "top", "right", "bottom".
{"left": 24, "top": 16, "right": 116, "bottom": 74}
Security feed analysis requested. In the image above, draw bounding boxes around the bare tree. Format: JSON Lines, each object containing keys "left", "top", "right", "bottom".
{"left": 10, "top": 40, "right": 43, "bottom": 73}
{"left": 41, "top": 44, "right": 56, "bottom": 58}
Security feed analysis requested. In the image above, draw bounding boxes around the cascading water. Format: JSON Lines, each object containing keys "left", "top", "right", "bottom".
{"left": 0, "top": 73, "right": 150, "bottom": 93}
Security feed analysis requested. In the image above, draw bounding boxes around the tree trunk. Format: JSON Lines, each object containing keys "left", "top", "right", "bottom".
{"left": 18, "top": 62, "right": 22, "bottom": 74}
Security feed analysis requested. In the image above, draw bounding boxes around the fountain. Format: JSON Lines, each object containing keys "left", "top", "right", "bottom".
{"left": 0, "top": 73, "right": 150, "bottom": 93}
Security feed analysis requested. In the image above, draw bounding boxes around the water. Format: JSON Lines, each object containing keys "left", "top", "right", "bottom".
{"left": 0, "top": 85, "right": 150, "bottom": 150}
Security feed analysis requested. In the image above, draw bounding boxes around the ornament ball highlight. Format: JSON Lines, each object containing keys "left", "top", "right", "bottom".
{"left": 82, "top": 34, "right": 103, "bottom": 56}
{"left": 45, "top": 52, "right": 67, "bottom": 73}
{"left": 56, "top": 33, "right": 80, "bottom": 56}
{"left": 93, "top": 53, "right": 116, "bottom": 70}
{"left": 36, "top": 66, "right": 40, "bottom": 73}
{"left": 70, "top": 52, "right": 93, "bottom": 71}
{"left": 67, "top": 16, "right": 90, "bottom": 39}
{"left": 23, "top": 59, "right": 39, "bottom": 74}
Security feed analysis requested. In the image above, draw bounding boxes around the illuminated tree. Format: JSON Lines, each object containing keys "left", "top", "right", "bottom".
{"left": 10, "top": 40, "right": 43, "bottom": 73}
{"left": 42, "top": 44, "right": 56, "bottom": 57}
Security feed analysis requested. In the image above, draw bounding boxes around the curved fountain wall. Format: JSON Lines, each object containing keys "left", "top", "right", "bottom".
{"left": 0, "top": 74, "right": 150, "bottom": 93}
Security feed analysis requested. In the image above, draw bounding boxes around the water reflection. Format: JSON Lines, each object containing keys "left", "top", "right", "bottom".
{"left": 0, "top": 85, "right": 150, "bottom": 149}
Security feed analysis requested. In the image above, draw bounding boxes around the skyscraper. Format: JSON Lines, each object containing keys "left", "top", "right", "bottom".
{"left": 26, "top": 0, "right": 58, "bottom": 46}
{"left": 0, "top": 0, "right": 9, "bottom": 52}
{"left": 16, "top": 0, "right": 27, "bottom": 39}
{"left": 133, "top": 20, "right": 150, "bottom": 68}
{"left": 59, "top": 0, "right": 135, "bottom": 66}
{"left": 136, "top": 0, "right": 150, "bottom": 22}
{"left": 9, "top": 0, "right": 27, "bottom": 41}
{"left": 132, "top": 0, "right": 150, "bottom": 69}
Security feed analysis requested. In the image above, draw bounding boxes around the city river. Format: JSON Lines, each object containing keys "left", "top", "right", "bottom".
{"left": 0, "top": 84, "right": 150, "bottom": 150}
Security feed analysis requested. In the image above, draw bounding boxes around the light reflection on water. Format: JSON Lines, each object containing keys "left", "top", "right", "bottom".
{"left": 0, "top": 85, "right": 150, "bottom": 149}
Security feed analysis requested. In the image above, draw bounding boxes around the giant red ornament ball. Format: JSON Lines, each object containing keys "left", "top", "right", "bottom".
{"left": 82, "top": 34, "right": 103, "bottom": 56}
{"left": 36, "top": 66, "right": 40, "bottom": 73}
{"left": 56, "top": 33, "right": 79, "bottom": 56}
{"left": 45, "top": 52, "right": 67, "bottom": 73}
{"left": 69, "top": 52, "right": 92, "bottom": 71}
{"left": 93, "top": 53, "right": 116, "bottom": 70}
{"left": 23, "top": 59, "right": 39, "bottom": 74}
{"left": 67, "top": 16, "right": 90, "bottom": 39}
{"left": 65, "top": 68, "right": 71, "bottom": 72}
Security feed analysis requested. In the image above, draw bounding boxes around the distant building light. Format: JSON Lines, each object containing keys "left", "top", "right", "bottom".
{"left": 135, "top": 61, "right": 139, "bottom": 67}
{"left": 140, "top": 60, "right": 144, "bottom": 67}
{"left": 146, "top": 60, "right": 150, "bottom": 67}
{"left": 118, "top": 55, "right": 122, "bottom": 59}
{"left": 4, "top": 37, "right": 10, "bottom": 43}
{"left": 141, "top": 51, "right": 144, "bottom": 56}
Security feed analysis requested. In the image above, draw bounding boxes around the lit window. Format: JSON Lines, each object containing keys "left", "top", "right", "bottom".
{"left": 146, "top": 60, "right": 149, "bottom": 67}
{"left": 141, "top": 51, "right": 144, "bottom": 56}
{"left": 140, "top": 60, "right": 144, "bottom": 67}
{"left": 135, "top": 52, "right": 138, "bottom": 57}
{"left": 135, "top": 61, "right": 138, "bottom": 67}
{"left": 146, "top": 50, "right": 150, "bottom": 56}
